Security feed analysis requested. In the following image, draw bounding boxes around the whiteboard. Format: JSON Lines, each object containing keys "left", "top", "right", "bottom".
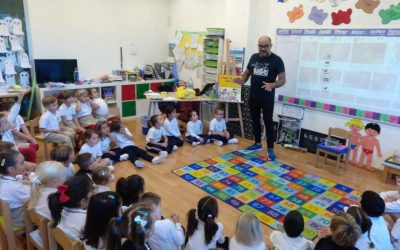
{"left": 275, "top": 29, "right": 400, "bottom": 117}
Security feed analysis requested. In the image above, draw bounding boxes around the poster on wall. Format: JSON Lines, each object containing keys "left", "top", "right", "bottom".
{"left": 218, "top": 75, "right": 242, "bottom": 102}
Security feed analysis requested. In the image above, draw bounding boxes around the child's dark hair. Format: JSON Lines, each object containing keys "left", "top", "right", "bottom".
{"left": 106, "top": 202, "right": 153, "bottom": 250}
{"left": 148, "top": 115, "right": 159, "bottom": 128}
{"left": 186, "top": 196, "right": 219, "bottom": 245}
{"left": 0, "top": 101, "right": 14, "bottom": 112}
{"left": 188, "top": 110, "right": 197, "bottom": 119}
{"left": 84, "top": 129, "right": 98, "bottom": 141}
{"left": 59, "top": 91, "right": 73, "bottom": 100}
{"left": 347, "top": 206, "right": 375, "bottom": 248}
{"left": 165, "top": 105, "right": 176, "bottom": 116}
{"left": 82, "top": 191, "right": 121, "bottom": 249}
{"left": 96, "top": 120, "right": 109, "bottom": 138}
{"left": 109, "top": 120, "right": 122, "bottom": 133}
{"left": 42, "top": 96, "right": 58, "bottom": 107}
{"left": 116, "top": 175, "right": 145, "bottom": 206}
{"left": 48, "top": 176, "right": 93, "bottom": 227}
{"left": 140, "top": 192, "right": 161, "bottom": 206}
{"left": 76, "top": 153, "right": 94, "bottom": 170}
{"left": 0, "top": 141, "right": 15, "bottom": 152}
{"left": 50, "top": 145, "right": 73, "bottom": 163}
{"left": 365, "top": 123, "right": 381, "bottom": 134}
{"left": 283, "top": 210, "right": 304, "bottom": 238}
{"left": 214, "top": 108, "right": 223, "bottom": 114}
{"left": 361, "top": 190, "right": 385, "bottom": 217}
{"left": 0, "top": 150, "right": 20, "bottom": 175}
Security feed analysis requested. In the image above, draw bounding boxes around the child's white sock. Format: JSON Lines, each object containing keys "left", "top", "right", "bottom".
{"left": 214, "top": 140, "right": 223, "bottom": 147}
{"left": 134, "top": 160, "right": 145, "bottom": 168}
{"left": 119, "top": 153, "right": 129, "bottom": 161}
{"left": 159, "top": 151, "right": 168, "bottom": 158}
{"left": 173, "top": 145, "right": 178, "bottom": 151}
{"left": 228, "top": 138, "right": 238, "bottom": 144}
{"left": 192, "top": 141, "right": 201, "bottom": 147}
{"left": 152, "top": 154, "right": 166, "bottom": 164}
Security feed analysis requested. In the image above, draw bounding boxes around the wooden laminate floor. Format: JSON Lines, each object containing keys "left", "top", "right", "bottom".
{"left": 9, "top": 118, "right": 396, "bottom": 249}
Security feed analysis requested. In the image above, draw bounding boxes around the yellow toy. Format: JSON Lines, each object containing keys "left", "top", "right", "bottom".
{"left": 176, "top": 86, "right": 195, "bottom": 99}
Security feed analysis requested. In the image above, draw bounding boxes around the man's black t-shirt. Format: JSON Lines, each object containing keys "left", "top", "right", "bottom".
{"left": 246, "top": 52, "right": 285, "bottom": 101}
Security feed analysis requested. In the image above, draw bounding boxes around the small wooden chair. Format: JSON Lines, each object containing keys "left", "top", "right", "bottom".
{"left": 25, "top": 204, "right": 50, "bottom": 250}
{"left": 0, "top": 200, "right": 25, "bottom": 250}
{"left": 315, "top": 127, "right": 351, "bottom": 169}
{"left": 48, "top": 223, "right": 83, "bottom": 250}
{"left": 28, "top": 116, "right": 52, "bottom": 160}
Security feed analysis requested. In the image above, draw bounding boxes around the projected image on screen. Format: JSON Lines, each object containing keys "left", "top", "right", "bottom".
{"left": 275, "top": 29, "right": 400, "bottom": 117}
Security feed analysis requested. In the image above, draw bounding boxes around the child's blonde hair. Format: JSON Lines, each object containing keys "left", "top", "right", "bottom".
{"left": 28, "top": 161, "right": 67, "bottom": 209}
{"left": 92, "top": 166, "right": 112, "bottom": 185}
{"left": 345, "top": 118, "right": 364, "bottom": 129}
{"left": 235, "top": 213, "right": 263, "bottom": 246}
{"left": 75, "top": 89, "right": 89, "bottom": 98}
{"left": 331, "top": 213, "right": 361, "bottom": 248}
{"left": 50, "top": 145, "right": 73, "bottom": 165}
{"left": 42, "top": 96, "right": 57, "bottom": 107}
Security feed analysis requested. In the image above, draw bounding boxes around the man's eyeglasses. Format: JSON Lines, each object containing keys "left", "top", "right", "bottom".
{"left": 258, "top": 44, "right": 271, "bottom": 48}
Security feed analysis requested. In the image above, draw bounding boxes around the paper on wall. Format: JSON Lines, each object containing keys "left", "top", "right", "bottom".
{"left": 190, "top": 34, "right": 198, "bottom": 48}
{"left": 175, "top": 31, "right": 183, "bottom": 46}
{"left": 172, "top": 47, "right": 185, "bottom": 60}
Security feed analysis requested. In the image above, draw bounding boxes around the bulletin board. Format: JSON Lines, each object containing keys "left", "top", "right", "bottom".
{"left": 173, "top": 31, "right": 206, "bottom": 88}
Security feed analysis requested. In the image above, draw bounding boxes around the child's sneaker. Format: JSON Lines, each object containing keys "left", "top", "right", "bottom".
{"left": 134, "top": 160, "right": 145, "bottom": 168}
{"left": 268, "top": 149, "right": 276, "bottom": 161}
{"left": 159, "top": 151, "right": 168, "bottom": 158}
{"left": 152, "top": 154, "right": 166, "bottom": 164}
{"left": 173, "top": 145, "right": 178, "bottom": 151}
{"left": 214, "top": 140, "right": 223, "bottom": 147}
{"left": 228, "top": 138, "right": 238, "bottom": 144}
{"left": 192, "top": 141, "right": 201, "bottom": 147}
{"left": 119, "top": 153, "right": 129, "bottom": 161}
{"left": 246, "top": 143, "right": 262, "bottom": 151}
{"left": 108, "top": 165, "right": 115, "bottom": 172}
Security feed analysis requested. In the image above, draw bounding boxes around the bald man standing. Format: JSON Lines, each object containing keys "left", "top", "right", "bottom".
{"left": 236, "top": 36, "right": 286, "bottom": 160}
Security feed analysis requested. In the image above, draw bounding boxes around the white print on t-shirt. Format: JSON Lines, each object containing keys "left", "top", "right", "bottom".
{"left": 253, "top": 62, "right": 269, "bottom": 77}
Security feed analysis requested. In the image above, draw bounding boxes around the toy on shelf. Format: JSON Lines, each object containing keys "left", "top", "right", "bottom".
{"left": 345, "top": 118, "right": 365, "bottom": 165}
{"left": 358, "top": 123, "right": 382, "bottom": 171}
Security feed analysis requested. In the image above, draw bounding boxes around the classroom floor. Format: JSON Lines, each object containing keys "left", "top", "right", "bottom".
{"left": 11, "top": 118, "right": 396, "bottom": 249}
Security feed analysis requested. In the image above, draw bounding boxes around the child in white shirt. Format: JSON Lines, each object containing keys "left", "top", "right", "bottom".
{"left": 50, "top": 145, "right": 76, "bottom": 180}
{"left": 95, "top": 120, "right": 128, "bottom": 163}
{"left": 185, "top": 110, "right": 209, "bottom": 147}
{"left": 29, "top": 161, "right": 67, "bottom": 220}
{"left": 230, "top": 213, "right": 266, "bottom": 250}
{"left": 58, "top": 91, "right": 85, "bottom": 133}
{"left": 75, "top": 89, "right": 98, "bottom": 128}
{"left": 109, "top": 120, "right": 166, "bottom": 168}
{"left": 0, "top": 92, "right": 23, "bottom": 149}
{"left": 270, "top": 210, "right": 314, "bottom": 250}
{"left": 146, "top": 114, "right": 176, "bottom": 154}
{"left": 0, "top": 150, "right": 31, "bottom": 227}
{"left": 346, "top": 206, "right": 377, "bottom": 250}
{"left": 48, "top": 176, "right": 94, "bottom": 241}
{"left": 361, "top": 190, "right": 393, "bottom": 250}
{"left": 141, "top": 192, "right": 185, "bottom": 250}
{"left": 163, "top": 105, "right": 183, "bottom": 148}
{"left": 39, "top": 96, "right": 76, "bottom": 148}
{"left": 79, "top": 129, "right": 114, "bottom": 171}
{"left": 380, "top": 190, "right": 400, "bottom": 214}
{"left": 89, "top": 88, "right": 110, "bottom": 120}
{"left": 185, "top": 196, "right": 226, "bottom": 250}
{"left": 92, "top": 166, "right": 113, "bottom": 194}
{"left": 209, "top": 108, "right": 238, "bottom": 146}
{"left": 391, "top": 218, "right": 400, "bottom": 250}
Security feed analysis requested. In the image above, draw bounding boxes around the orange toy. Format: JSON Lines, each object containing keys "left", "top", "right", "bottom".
{"left": 287, "top": 4, "right": 304, "bottom": 23}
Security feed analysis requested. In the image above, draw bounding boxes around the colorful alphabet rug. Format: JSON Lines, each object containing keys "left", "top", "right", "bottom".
{"left": 172, "top": 150, "right": 361, "bottom": 240}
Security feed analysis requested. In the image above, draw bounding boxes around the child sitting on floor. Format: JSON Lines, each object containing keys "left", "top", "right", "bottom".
{"left": 0, "top": 150, "right": 31, "bottom": 227}
{"left": 146, "top": 114, "right": 176, "bottom": 154}
{"left": 75, "top": 89, "right": 98, "bottom": 128}
{"left": 96, "top": 120, "right": 128, "bottom": 163}
{"left": 163, "top": 105, "right": 184, "bottom": 149}
{"left": 230, "top": 213, "right": 266, "bottom": 250}
{"left": 74, "top": 152, "right": 103, "bottom": 181}
{"left": 140, "top": 192, "right": 185, "bottom": 250}
{"left": 89, "top": 88, "right": 110, "bottom": 120}
{"left": 109, "top": 120, "right": 166, "bottom": 168}
{"left": 50, "top": 145, "right": 76, "bottom": 180}
{"left": 346, "top": 206, "right": 376, "bottom": 249}
{"left": 270, "top": 210, "right": 314, "bottom": 250}
{"left": 185, "top": 196, "right": 226, "bottom": 250}
{"left": 116, "top": 174, "right": 145, "bottom": 209}
{"left": 79, "top": 129, "right": 114, "bottom": 171}
{"left": 92, "top": 166, "right": 114, "bottom": 194}
{"left": 209, "top": 108, "right": 238, "bottom": 146}
{"left": 185, "top": 110, "right": 209, "bottom": 147}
